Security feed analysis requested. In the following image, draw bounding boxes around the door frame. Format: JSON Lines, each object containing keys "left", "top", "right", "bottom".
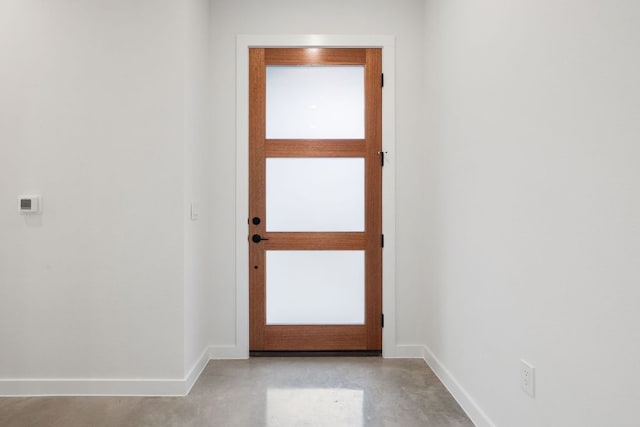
{"left": 235, "top": 35, "right": 396, "bottom": 357}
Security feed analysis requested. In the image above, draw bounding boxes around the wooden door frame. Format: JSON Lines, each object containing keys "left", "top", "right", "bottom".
{"left": 234, "top": 35, "right": 397, "bottom": 358}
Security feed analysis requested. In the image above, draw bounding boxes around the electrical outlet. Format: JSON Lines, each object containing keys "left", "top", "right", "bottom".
{"left": 520, "top": 359, "right": 535, "bottom": 397}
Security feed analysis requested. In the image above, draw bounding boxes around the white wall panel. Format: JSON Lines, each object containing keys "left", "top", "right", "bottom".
{"left": 0, "top": 0, "right": 210, "bottom": 389}
{"left": 422, "top": 1, "right": 640, "bottom": 426}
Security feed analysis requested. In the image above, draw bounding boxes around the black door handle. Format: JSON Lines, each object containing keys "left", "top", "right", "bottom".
{"left": 251, "top": 234, "right": 269, "bottom": 243}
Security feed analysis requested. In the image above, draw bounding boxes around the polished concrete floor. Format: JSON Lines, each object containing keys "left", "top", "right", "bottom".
{"left": 0, "top": 358, "right": 474, "bottom": 427}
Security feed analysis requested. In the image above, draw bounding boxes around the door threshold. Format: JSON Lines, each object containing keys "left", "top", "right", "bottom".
{"left": 250, "top": 350, "right": 382, "bottom": 357}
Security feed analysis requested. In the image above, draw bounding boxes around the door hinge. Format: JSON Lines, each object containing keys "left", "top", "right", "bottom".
{"left": 381, "top": 234, "right": 385, "bottom": 248}
{"left": 381, "top": 73, "right": 384, "bottom": 88}
{"left": 381, "top": 313, "right": 385, "bottom": 328}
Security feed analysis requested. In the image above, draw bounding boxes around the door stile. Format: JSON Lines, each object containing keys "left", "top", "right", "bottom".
{"left": 364, "top": 49, "right": 383, "bottom": 349}
{"left": 249, "top": 48, "right": 266, "bottom": 350}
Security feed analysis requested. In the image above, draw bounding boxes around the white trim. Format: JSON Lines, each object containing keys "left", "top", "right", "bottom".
{"left": 209, "top": 344, "right": 248, "bottom": 360}
{"left": 0, "top": 345, "right": 245, "bottom": 397}
{"left": 184, "top": 346, "right": 211, "bottom": 395}
{"left": 389, "top": 344, "right": 426, "bottom": 359}
{"left": 0, "top": 378, "right": 187, "bottom": 397}
{"left": 235, "top": 34, "right": 397, "bottom": 357}
{"left": 422, "top": 345, "right": 497, "bottom": 427}
{"left": 0, "top": 347, "right": 210, "bottom": 397}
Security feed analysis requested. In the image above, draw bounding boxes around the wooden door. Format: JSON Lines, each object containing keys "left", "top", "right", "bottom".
{"left": 249, "top": 48, "right": 382, "bottom": 352}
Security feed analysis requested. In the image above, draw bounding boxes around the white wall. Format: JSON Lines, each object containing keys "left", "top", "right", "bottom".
{"left": 0, "top": 0, "right": 210, "bottom": 392}
{"left": 422, "top": 1, "right": 640, "bottom": 426}
{"left": 209, "top": 0, "right": 428, "bottom": 350}
{"left": 183, "top": 0, "right": 213, "bottom": 380}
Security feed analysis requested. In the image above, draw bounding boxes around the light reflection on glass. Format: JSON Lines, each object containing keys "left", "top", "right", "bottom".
{"left": 267, "top": 388, "right": 364, "bottom": 427}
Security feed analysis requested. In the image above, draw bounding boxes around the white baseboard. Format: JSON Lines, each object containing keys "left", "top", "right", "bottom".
{"left": 0, "top": 345, "right": 244, "bottom": 396}
{"left": 184, "top": 346, "right": 211, "bottom": 395}
{"left": 390, "top": 344, "right": 427, "bottom": 358}
{"left": 421, "top": 345, "right": 496, "bottom": 427}
{"left": 208, "top": 344, "right": 248, "bottom": 360}
{"left": 0, "top": 378, "right": 187, "bottom": 397}
{"left": 0, "top": 345, "right": 214, "bottom": 397}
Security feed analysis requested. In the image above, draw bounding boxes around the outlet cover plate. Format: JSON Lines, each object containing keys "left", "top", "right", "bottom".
{"left": 520, "top": 359, "right": 535, "bottom": 397}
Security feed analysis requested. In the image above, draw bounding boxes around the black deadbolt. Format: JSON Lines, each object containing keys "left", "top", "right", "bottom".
{"left": 252, "top": 217, "right": 261, "bottom": 225}
{"left": 252, "top": 234, "right": 268, "bottom": 243}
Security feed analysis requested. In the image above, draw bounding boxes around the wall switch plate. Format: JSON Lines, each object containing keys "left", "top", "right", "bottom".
{"left": 19, "top": 195, "right": 41, "bottom": 214}
{"left": 190, "top": 202, "right": 200, "bottom": 221}
{"left": 520, "top": 359, "right": 535, "bottom": 397}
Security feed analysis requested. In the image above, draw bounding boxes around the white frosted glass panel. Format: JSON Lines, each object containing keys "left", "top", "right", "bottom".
{"left": 266, "top": 251, "right": 365, "bottom": 325}
{"left": 266, "top": 66, "right": 364, "bottom": 139}
{"left": 266, "top": 158, "right": 364, "bottom": 232}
